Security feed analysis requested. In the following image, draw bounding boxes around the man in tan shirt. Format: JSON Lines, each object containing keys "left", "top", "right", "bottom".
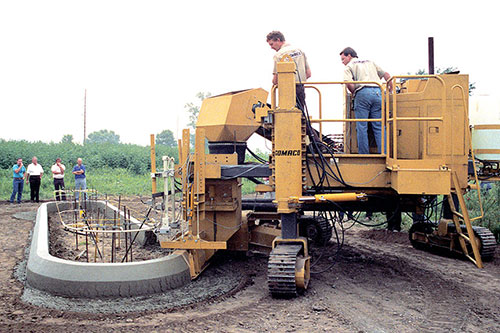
{"left": 267, "top": 31, "right": 311, "bottom": 110}
{"left": 341, "top": 47, "right": 391, "bottom": 154}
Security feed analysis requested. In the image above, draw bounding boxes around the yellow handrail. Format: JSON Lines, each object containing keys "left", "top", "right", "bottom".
{"left": 304, "top": 85, "right": 323, "bottom": 137}
{"left": 271, "top": 80, "right": 386, "bottom": 156}
{"left": 387, "top": 75, "right": 447, "bottom": 160}
{"left": 451, "top": 84, "right": 484, "bottom": 221}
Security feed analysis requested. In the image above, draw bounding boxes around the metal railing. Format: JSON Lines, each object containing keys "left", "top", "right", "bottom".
{"left": 271, "top": 75, "right": 458, "bottom": 162}
{"left": 451, "top": 84, "right": 484, "bottom": 221}
{"left": 386, "top": 75, "right": 446, "bottom": 160}
{"left": 272, "top": 80, "right": 386, "bottom": 157}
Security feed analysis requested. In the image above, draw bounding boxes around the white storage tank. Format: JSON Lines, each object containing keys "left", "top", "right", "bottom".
{"left": 469, "top": 95, "right": 500, "bottom": 161}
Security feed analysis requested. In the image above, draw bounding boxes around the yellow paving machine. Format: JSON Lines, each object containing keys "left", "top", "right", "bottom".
{"left": 155, "top": 57, "right": 496, "bottom": 297}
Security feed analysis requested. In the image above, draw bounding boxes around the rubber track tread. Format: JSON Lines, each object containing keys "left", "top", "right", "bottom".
{"left": 447, "top": 224, "right": 496, "bottom": 261}
{"left": 268, "top": 244, "right": 302, "bottom": 297}
{"left": 409, "top": 222, "right": 496, "bottom": 261}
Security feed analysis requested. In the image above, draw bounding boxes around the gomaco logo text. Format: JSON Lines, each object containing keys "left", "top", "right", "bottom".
{"left": 275, "top": 149, "right": 301, "bottom": 156}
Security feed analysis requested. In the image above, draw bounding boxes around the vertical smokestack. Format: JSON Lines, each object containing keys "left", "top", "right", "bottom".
{"left": 428, "top": 37, "right": 435, "bottom": 75}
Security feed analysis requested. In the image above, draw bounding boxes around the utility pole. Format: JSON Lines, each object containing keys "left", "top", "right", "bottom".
{"left": 84, "top": 89, "right": 87, "bottom": 145}
{"left": 428, "top": 37, "right": 435, "bottom": 75}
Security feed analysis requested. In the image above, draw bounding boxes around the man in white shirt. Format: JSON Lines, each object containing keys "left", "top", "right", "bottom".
{"left": 267, "top": 31, "right": 311, "bottom": 110}
{"left": 341, "top": 47, "right": 391, "bottom": 154}
{"left": 26, "top": 156, "right": 44, "bottom": 203}
{"left": 51, "top": 157, "right": 66, "bottom": 201}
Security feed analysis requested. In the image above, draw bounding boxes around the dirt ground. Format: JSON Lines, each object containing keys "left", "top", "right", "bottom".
{"left": 1, "top": 200, "right": 499, "bottom": 333}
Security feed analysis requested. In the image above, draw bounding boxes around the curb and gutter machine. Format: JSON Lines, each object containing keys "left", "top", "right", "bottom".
{"left": 157, "top": 57, "right": 496, "bottom": 297}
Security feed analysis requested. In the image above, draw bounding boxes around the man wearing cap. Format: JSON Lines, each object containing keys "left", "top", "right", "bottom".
{"left": 267, "top": 30, "right": 311, "bottom": 110}
{"left": 51, "top": 158, "right": 66, "bottom": 201}
{"left": 340, "top": 47, "right": 391, "bottom": 154}
{"left": 10, "top": 158, "right": 26, "bottom": 204}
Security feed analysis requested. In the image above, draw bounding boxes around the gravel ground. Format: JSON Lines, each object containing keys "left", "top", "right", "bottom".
{"left": 1, "top": 200, "right": 499, "bottom": 332}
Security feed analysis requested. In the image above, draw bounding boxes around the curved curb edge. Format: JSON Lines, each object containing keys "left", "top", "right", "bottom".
{"left": 26, "top": 202, "right": 191, "bottom": 298}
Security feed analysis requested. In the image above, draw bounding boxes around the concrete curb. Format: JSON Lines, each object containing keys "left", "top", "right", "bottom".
{"left": 26, "top": 202, "right": 191, "bottom": 298}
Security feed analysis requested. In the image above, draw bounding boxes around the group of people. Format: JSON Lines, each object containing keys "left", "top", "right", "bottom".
{"left": 9, "top": 157, "right": 87, "bottom": 204}
{"left": 266, "top": 30, "right": 391, "bottom": 154}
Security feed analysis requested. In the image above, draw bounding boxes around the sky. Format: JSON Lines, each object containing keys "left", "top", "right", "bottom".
{"left": 1, "top": 0, "right": 499, "bottom": 148}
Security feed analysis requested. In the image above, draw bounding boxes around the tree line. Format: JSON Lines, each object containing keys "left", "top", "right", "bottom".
{"left": 1, "top": 92, "right": 211, "bottom": 174}
{"left": 0, "top": 140, "right": 177, "bottom": 175}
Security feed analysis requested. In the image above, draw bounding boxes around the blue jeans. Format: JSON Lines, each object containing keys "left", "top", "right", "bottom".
{"left": 10, "top": 178, "right": 24, "bottom": 203}
{"left": 354, "top": 87, "right": 383, "bottom": 154}
{"left": 75, "top": 177, "right": 87, "bottom": 201}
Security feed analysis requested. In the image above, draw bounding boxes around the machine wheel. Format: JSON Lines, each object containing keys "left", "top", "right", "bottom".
{"left": 408, "top": 222, "right": 434, "bottom": 250}
{"left": 298, "top": 216, "right": 332, "bottom": 246}
{"left": 268, "top": 244, "right": 309, "bottom": 298}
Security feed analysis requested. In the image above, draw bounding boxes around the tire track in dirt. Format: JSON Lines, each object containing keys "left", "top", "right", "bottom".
{"left": 344, "top": 228, "right": 500, "bottom": 332}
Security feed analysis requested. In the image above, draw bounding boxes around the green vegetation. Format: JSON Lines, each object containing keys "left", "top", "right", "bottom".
{"left": 0, "top": 139, "right": 177, "bottom": 175}
{"left": 60, "top": 134, "right": 74, "bottom": 144}
{"left": 86, "top": 129, "right": 121, "bottom": 144}
{"left": 1, "top": 167, "right": 155, "bottom": 200}
{"left": 0, "top": 139, "right": 176, "bottom": 200}
{"left": 155, "top": 130, "right": 176, "bottom": 148}
{"left": 465, "top": 183, "right": 500, "bottom": 242}
{"left": 0, "top": 139, "right": 260, "bottom": 200}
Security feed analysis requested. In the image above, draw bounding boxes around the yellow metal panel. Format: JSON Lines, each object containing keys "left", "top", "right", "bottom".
{"left": 474, "top": 124, "right": 500, "bottom": 130}
{"left": 206, "top": 153, "right": 238, "bottom": 165}
{"left": 194, "top": 179, "right": 242, "bottom": 251}
{"left": 205, "top": 153, "right": 238, "bottom": 179}
{"left": 277, "top": 61, "right": 296, "bottom": 109}
{"left": 306, "top": 156, "right": 389, "bottom": 188}
{"left": 160, "top": 239, "right": 227, "bottom": 250}
{"left": 255, "top": 105, "right": 270, "bottom": 119}
{"left": 394, "top": 105, "right": 422, "bottom": 159}
{"left": 391, "top": 170, "right": 450, "bottom": 194}
{"left": 274, "top": 110, "right": 303, "bottom": 212}
{"left": 205, "top": 164, "right": 221, "bottom": 179}
{"left": 474, "top": 149, "right": 500, "bottom": 154}
{"left": 255, "top": 184, "right": 273, "bottom": 193}
{"left": 197, "top": 95, "right": 232, "bottom": 127}
{"left": 196, "top": 88, "right": 269, "bottom": 142}
{"left": 386, "top": 74, "right": 470, "bottom": 193}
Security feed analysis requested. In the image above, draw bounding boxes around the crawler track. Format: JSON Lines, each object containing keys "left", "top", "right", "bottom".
{"left": 409, "top": 222, "right": 496, "bottom": 261}
{"left": 267, "top": 244, "right": 302, "bottom": 297}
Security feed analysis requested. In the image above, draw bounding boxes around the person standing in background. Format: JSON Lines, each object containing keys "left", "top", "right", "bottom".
{"left": 51, "top": 157, "right": 66, "bottom": 201}
{"left": 10, "top": 158, "right": 26, "bottom": 204}
{"left": 72, "top": 158, "right": 87, "bottom": 201}
{"left": 26, "top": 156, "right": 44, "bottom": 203}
